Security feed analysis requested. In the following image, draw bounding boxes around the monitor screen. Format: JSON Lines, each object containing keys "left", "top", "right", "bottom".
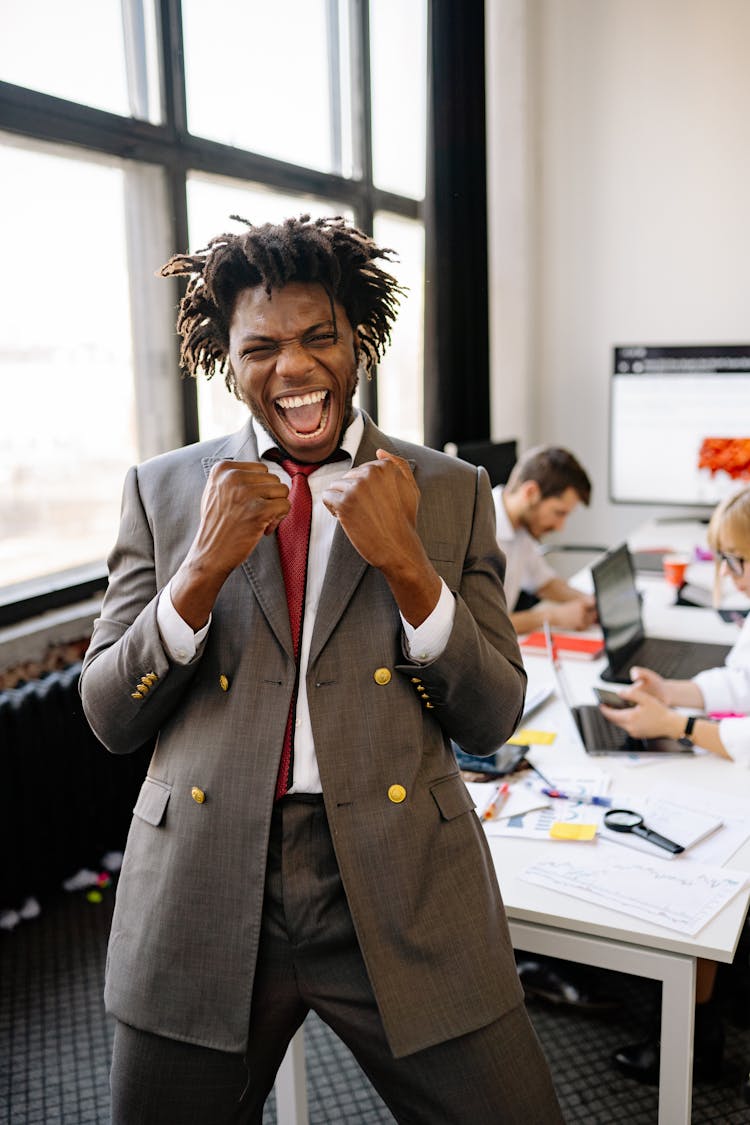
{"left": 609, "top": 344, "right": 750, "bottom": 506}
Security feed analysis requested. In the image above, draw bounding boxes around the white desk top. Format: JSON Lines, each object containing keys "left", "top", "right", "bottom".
{"left": 494, "top": 556, "right": 750, "bottom": 964}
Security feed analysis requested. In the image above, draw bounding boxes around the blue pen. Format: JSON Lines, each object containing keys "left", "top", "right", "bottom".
{"left": 541, "top": 787, "right": 613, "bottom": 808}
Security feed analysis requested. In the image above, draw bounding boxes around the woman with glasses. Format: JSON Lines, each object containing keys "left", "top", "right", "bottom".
{"left": 599, "top": 485, "right": 750, "bottom": 1096}
{"left": 599, "top": 485, "right": 750, "bottom": 764}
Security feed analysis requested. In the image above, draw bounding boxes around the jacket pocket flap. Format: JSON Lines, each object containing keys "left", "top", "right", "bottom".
{"left": 430, "top": 774, "right": 475, "bottom": 820}
{"left": 133, "top": 776, "right": 172, "bottom": 826}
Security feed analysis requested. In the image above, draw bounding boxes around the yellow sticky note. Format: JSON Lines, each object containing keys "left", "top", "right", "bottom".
{"left": 549, "top": 822, "right": 597, "bottom": 841}
{"left": 506, "top": 729, "right": 557, "bottom": 746}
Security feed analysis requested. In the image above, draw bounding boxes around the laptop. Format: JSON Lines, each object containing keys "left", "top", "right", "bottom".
{"left": 543, "top": 622, "right": 693, "bottom": 757}
{"left": 591, "top": 543, "right": 732, "bottom": 685}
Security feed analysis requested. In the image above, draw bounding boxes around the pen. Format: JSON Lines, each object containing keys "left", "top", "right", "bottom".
{"left": 541, "top": 787, "right": 613, "bottom": 808}
{"left": 526, "top": 761, "right": 555, "bottom": 788}
{"left": 482, "top": 782, "right": 511, "bottom": 820}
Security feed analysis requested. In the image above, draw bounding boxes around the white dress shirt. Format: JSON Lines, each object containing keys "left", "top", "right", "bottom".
{"left": 491, "top": 486, "right": 556, "bottom": 612}
{"left": 157, "top": 411, "right": 456, "bottom": 791}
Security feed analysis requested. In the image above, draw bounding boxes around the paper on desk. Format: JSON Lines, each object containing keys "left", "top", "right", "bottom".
{"left": 599, "top": 782, "right": 750, "bottom": 866}
{"left": 653, "top": 782, "right": 750, "bottom": 867}
{"left": 598, "top": 791, "right": 723, "bottom": 859}
{"left": 466, "top": 782, "right": 501, "bottom": 819}
{"left": 519, "top": 851, "right": 750, "bottom": 935}
{"left": 466, "top": 782, "right": 548, "bottom": 824}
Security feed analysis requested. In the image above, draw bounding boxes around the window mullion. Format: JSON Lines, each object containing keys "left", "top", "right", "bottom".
{"left": 327, "top": 0, "right": 343, "bottom": 176}
{"left": 120, "top": 0, "right": 150, "bottom": 119}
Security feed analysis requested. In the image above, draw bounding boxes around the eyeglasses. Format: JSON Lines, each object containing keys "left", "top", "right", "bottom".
{"left": 718, "top": 551, "right": 747, "bottom": 577}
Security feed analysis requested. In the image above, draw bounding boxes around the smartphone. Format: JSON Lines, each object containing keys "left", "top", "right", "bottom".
{"left": 593, "top": 687, "right": 635, "bottom": 710}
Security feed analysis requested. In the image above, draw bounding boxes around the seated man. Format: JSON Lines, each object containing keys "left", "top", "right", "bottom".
{"left": 491, "top": 445, "right": 613, "bottom": 1009}
{"left": 494, "top": 445, "right": 597, "bottom": 634}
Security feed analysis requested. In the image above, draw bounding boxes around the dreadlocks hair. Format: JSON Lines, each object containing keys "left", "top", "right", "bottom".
{"left": 158, "top": 214, "right": 405, "bottom": 396}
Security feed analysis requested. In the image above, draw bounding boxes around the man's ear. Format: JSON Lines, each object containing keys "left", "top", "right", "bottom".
{"left": 521, "top": 479, "right": 541, "bottom": 507}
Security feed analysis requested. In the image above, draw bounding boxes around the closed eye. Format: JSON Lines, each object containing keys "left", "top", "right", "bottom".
{"left": 304, "top": 331, "right": 337, "bottom": 348}
{"left": 242, "top": 342, "right": 277, "bottom": 359}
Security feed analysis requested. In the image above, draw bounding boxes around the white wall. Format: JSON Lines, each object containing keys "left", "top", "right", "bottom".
{"left": 486, "top": 0, "right": 750, "bottom": 548}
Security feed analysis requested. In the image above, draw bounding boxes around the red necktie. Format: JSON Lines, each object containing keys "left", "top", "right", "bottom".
{"left": 274, "top": 459, "right": 317, "bottom": 799}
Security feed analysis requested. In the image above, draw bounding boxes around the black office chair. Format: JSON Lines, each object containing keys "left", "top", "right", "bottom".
{"left": 444, "top": 439, "right": 518, "bottom": 488}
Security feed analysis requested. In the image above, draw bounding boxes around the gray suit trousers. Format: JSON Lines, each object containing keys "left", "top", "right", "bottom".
{"left": 110, "top": 797, "right": 562, "bottom": 1124}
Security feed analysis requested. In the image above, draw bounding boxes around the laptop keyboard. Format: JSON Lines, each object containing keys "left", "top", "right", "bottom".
{"left": 634, "top": 637, "right": 731, "bottom": 679}
{"left": 603, "top": 637, "right": 733, "bottom": 684}
{"left": 577, "top": 705, "right": 630, "bottom": 751}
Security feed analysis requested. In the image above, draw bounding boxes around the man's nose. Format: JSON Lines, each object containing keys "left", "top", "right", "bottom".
{"left": 275, "top": 339, "right": 314, "bottom": 378}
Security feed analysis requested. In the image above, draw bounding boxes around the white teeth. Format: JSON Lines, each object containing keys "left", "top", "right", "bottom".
{"left": 277, "top": 389, "right": 327, "bottom": 409}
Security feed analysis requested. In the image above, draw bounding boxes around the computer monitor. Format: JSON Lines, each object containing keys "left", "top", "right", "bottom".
{"left": 448, "top": 439, "right": 517, "bottom": 489}
{"left": 609, "top": 344, "right": 750, "bottom": 507}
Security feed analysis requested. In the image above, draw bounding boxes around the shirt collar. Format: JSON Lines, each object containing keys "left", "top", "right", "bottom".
{"left": 252, "top": 408, "right": 363, "bottom": 467}
{"left": 494, "top": 486, "right": 518, "bottom": 540}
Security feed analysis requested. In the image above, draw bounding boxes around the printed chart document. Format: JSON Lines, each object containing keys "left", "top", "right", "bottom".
{"left": 483, "top": 770, "right": 612, "bottom": 840}
{"left": 519, "top": 850, "right": 749, "bottom": 935}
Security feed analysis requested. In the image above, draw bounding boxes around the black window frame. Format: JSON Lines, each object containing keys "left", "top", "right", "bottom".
{"left": 0, "top": 0, "right": 489, "bottom": 627}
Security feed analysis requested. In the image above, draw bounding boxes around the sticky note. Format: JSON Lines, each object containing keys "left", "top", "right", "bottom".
{"left": 549, "top": 822, "right": 597, "bottom": 841}
{"left": 506, "top": 729, "right": 557, "bottom": 746}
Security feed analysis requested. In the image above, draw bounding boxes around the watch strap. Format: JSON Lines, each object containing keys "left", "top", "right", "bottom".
{"left": 679, "top": 714, "right": 697, "bottom": 745}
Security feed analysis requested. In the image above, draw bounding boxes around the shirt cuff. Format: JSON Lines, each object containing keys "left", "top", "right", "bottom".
{"left": 693, "top": 667, "right": 743, "bottom": 713}
{"left": 718, "top": 716, "right": 750, "bottom": 767}
{"left": 401, "top": 580, "right": 455, "bottom": 664}
{"left": 157, "top": 579, "right": 211, "bottom": 665}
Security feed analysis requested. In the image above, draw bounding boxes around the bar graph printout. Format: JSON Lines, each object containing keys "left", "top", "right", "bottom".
{"left": 519, "top": 850, "right": 749, "bottom": 935}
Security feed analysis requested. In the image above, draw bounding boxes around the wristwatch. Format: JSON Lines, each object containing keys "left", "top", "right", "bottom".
{"left": 679, "top": 714, "right": 697, "bottom": 747}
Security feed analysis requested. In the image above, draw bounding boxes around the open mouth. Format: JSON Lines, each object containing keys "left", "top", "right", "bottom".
{"left": 274, "top": 389, "right": 331, "bottom": 440}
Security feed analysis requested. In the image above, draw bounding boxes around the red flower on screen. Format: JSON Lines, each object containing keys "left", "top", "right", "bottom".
{"left": 698, "top": 437, "right": 750, "bottom": 480}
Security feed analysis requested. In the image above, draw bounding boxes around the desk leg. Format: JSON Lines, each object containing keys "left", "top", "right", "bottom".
{"left": 658, "top": 954, "right": 695, "bottom": 1125}
{"left": 508, "top": 920, "right": 695, "bottom": 1125}
{"left": 275, "top": 1027, "right": 309, "bottom": 1125}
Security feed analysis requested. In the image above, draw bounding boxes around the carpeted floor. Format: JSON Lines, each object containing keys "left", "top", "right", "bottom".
{"left": 2, "top": 879, "right": 750, "bottom": 1124}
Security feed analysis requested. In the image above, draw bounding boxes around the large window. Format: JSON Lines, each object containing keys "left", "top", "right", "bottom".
{"left": 0, "top": 0, "right": 426, "bottom": 600}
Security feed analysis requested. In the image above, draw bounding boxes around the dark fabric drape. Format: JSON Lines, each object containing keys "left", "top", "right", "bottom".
{"left": 423, "top": 0, "right": 490, "bottom": 451}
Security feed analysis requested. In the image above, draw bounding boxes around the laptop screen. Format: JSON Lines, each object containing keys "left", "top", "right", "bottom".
{"left": 541, "top": 625, "right": 589, "bottom": 747}
{"left": 591, "top": 544, "right": 644, "bottom": 658}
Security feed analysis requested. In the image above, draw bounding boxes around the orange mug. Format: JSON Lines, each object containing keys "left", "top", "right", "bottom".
{"left": 663, "top": 553, "right": 689, "bottom": 587}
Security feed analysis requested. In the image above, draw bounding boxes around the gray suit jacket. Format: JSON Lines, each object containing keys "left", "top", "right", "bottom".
{"left": 80, "top": 414, "right": 526, "bottom": 1058}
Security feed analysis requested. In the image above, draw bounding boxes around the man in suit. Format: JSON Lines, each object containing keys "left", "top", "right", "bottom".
{"left": 80, "top": 215, "right": 563, "bottom": 1123}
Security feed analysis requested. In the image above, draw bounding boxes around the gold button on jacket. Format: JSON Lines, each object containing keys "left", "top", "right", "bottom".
{"left": 191, "top": 787, "right": 206, "bottom": 804}
{"left": 388, "top": 784, "right": 407, "bottom": 804}
{"left": 373, "top": 667, "right": 391, "bottom": 685}
{"left": 219, "top": 674, "right": 230, "bottom": 692}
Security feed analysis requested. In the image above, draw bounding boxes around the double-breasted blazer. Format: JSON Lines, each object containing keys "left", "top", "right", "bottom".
{"left": 80, "top": 413, "right": 527, "bottom": 1058}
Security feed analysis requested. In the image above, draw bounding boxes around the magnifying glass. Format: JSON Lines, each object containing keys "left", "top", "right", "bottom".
{"left": 603, "top": 808, "right": 684, "bottom": 855}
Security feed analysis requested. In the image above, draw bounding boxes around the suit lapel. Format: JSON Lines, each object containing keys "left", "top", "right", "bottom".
{"left": 201, "top": 419, "right": 293, "bottom": 659}
{"left": 308, "top": 417, "right": 407, "bottom": 666}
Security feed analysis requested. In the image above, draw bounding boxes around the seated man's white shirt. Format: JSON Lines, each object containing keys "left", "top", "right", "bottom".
{"left": 157, "top": 410, "right": 455, "bottom": 792}
{"left": 492, "top": 486, "right": 557, "bottom": 612}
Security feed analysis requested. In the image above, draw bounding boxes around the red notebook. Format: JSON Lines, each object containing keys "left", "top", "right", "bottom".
{"left": 520, "top": 631, "right": 604, "bottom": 660}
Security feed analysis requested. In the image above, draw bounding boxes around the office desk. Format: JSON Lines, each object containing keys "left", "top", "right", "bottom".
{"left": 499, "top": 578, "right": 748, "bottom": 1125}
{"left": 275, "top": 567, "right": 750, "bottom": 1125}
